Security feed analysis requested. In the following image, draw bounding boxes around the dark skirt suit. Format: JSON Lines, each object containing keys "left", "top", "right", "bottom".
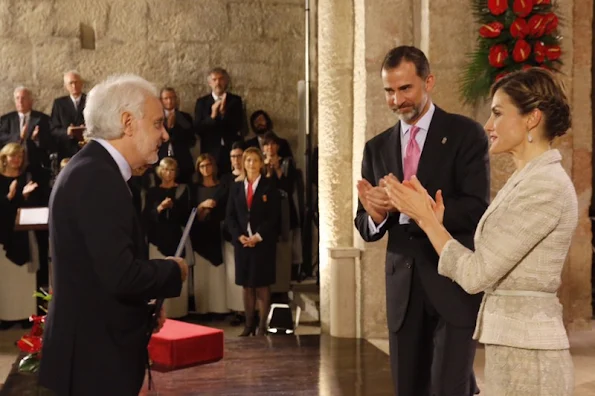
{"left": 225, "top": 177, "right": 281, "bottom": 288}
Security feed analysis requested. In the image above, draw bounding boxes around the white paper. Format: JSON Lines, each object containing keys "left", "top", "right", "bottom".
{"left": 19, "top": 207, "right": 49, "bottom": 225}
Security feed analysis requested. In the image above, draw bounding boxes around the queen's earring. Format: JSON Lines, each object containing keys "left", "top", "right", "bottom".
{"left": 527, "top": 133, "right": 533, "bottom": 143}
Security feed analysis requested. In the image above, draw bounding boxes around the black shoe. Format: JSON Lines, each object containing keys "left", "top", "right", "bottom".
{"left": 238, "top": 325, "right": 256, "bottom": 337}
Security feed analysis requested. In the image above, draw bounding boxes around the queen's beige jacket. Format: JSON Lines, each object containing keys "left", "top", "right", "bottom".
{"left": 438, "top": 149, "right": 577, "bottom": 350}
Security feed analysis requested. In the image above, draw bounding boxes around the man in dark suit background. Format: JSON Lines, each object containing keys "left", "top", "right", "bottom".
{"left": 50, "top": 70, "right": 87, "bottom": 160}
{"left": 39, "top": 74, "right": 189, "bottom": 396}
{"left": 0, "top": 86, "right": 53, "bottom": 177}
{"left": 159, "top": 87, "right": 196, "bottom": 183}
{"left": 354, "top": 46, "right": 490, "bottom": 395}
{"left": 245, "top": 109, "right": 293, "bottom": 159}
{"left": 194, "top": 67, "right": 244, "bottom": 175}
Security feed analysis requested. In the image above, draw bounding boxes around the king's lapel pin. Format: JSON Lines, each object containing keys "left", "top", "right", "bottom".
{"left": 262, "top": 194, "right": 267, "bottom": 202}
{"left": 441, "top": 137, "right": 447, "bottom": 144}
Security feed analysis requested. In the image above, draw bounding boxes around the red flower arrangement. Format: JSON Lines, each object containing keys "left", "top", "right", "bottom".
{"left": 17, "top": 289, "right": 51, "bottom": 373}
{"left": 461, "top": 0, "right": 563, "bottom": 105}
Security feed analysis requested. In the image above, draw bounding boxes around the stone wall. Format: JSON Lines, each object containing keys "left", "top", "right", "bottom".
{"left": 0, "top": 0, "right": 310, "bottom": 160}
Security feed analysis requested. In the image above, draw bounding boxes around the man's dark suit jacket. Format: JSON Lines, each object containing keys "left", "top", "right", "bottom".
{"left": 354, "top": 106, "right": 490, "bottom": 332}
{"left": 39, "top": 140, "right": 182, "bottom": 396}
{"left": 50, "top": 94, "right": 86, "bottom": 159}
{"left": 0, "top": 110, "right": 53, "bottom": 170}
{"left": 194, "top": 92, "right": 244, "bottom": 173}
{"left": 245, "top": 133, "right": 294, "bottom": 159}
{"left": 158, "top": 110, "right": 196, "bottom": 183}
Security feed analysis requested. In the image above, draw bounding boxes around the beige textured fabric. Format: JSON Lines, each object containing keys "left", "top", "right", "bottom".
{"left": 438, "top": 149, "right": 578, "bottom": 350}
{"left": 485, "top": 344, "right": 574, "bottom": 395}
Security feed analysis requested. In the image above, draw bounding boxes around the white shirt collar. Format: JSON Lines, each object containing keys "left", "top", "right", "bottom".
{"left": 18, "top": 111, "right": 31, "bottom": 119}
{"left": 92, "top": 138, "right": 132, "bottom": 182}
{"left": 401, "top": 102, "right": 436, "bottom": 136}
{"left": 70, "top": 95, "right": 81, "bottom": 103}
{"left": 164, "top": 109, "right": 173, "bottom": 117}
{"left": 244, "top": 175, "right": 262, "bottom": 192}
{"left": 212, "top": 92, "right": 227, "bottom": 102}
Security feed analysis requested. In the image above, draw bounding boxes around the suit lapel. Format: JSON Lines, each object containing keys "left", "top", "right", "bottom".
{"left": 415, "top": 107, "right": 449, "bottom": 188}
{"left": 383, "top": 123, "right": 404, "bottom": 181}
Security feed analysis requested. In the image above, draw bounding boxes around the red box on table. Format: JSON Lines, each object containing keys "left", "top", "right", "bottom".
{"left": 148, "top": 319, "right": 224, "bottom": 369}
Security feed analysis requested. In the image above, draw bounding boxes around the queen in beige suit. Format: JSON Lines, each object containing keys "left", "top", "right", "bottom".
{"left": 383, "top": 68, "right": 577, "bottom": 395}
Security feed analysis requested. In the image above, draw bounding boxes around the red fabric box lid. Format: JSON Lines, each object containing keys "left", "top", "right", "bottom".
{"left": 148, "top": 319, "right": 224, "bottom": 370}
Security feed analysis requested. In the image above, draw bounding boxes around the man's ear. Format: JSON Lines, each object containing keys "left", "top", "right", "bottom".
{"left": 121, "top": 111, "right": 134, "bottom": 137}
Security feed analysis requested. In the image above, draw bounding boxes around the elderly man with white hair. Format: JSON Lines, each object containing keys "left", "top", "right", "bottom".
{"left": 39, "top": 74, "right": 189, "bottom": 396}
{"left": 50, "top": 70, "right": 87, "bottom": 160}
{"left": 0, "top": 86, "right": 53, "bottom": 175}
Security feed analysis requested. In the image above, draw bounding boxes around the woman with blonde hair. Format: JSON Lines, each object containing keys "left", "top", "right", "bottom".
{"left": 0, "top": 143, "right": 42, "bottom": 329}
{"left": 383, "top": 68, "right": 576, "bottom": 395}
{"left": 226, "top": 147, "right": 281, "bottom": 335}
{"left": 143, "top": 156, "right": 192, "bottom": 318}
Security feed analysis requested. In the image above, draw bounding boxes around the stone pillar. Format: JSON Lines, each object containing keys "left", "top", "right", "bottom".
{"left": 558, "top": 0, "right": 593, "bottom": 330}
{"left": 329, "top": 248, "right": 360, "bottom": 338}
{"left": 317, "top": 0, "right": 355, "bottom": 334}
{"left": 352, "top": 0, "right": 414, "bottom": 340}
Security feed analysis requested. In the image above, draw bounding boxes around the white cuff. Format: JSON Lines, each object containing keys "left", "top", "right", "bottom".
{"left": 367, "top": 214, "right": 388, "bottom": 235}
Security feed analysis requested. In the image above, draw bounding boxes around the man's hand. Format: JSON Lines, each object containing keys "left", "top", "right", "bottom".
{"left": 357, "top": 179, "right": 391, "bottom": 224}
{"left": 166, "top": 112, "right": 176, "bottom": 129}
{"left": 67, "top": 124, "right": 75, "bottom": 137}
{"left": 211, "top": 100, "right": 223, "bottom": 119}
{"left": 19, "top": 123, "right": 27, "bottom": 141}
{"left": 31, "top": 126, "right": 39, "bottom": 141}
{"left": 166, "top": 256, "right": 188, "bottom": 282}
{"left": 152, "top": 306, "right": 166, "bottom": 334}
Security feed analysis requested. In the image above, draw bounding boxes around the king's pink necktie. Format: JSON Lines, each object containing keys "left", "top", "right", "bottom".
{"left": 403, "top": 125, "right": 421, "bottom": 181}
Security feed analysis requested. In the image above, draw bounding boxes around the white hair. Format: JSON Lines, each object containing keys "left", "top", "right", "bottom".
{"left": 13, "top": 86, "right": 32, "bottom": 97}
{"left": 63, "top": 70, "right": 82, "bottom": 81}
{"left": 83, "top": 74, "right": 159, "bottom": 140}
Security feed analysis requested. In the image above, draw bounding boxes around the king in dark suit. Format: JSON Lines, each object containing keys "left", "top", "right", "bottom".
{"left": 194, "top": 67, "right": 244, "bottom": 175}
{"left": 39, "top": 75, "right": 189, "bottom": 396}
{"left": 50, "top": 71, "right": 87, "bottom": 160}
{"left": 354, "top": 46, "right": 490, "bottom": 396}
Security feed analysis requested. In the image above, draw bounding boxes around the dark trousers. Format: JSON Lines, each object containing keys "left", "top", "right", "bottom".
{"left": 388, "top": 266, "right": 477, "bottom": 396}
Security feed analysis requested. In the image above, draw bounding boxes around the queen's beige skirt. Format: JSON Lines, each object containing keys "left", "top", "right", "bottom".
{"left": 484, "top": 344, "right": 574, "bottom": 395}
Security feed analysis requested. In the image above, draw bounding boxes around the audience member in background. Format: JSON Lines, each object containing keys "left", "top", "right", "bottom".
{"left": 0, "top": 143, "right": 41, "bottom": 330}
{"left": 263, "top": 131, "right": 302, "bottom": 286}
{"left": 0, "top": 86, "right": 53, "bottom": 187}
{"left": 189, "top": 153, "right": 228, "bottom": 316}
{"left": 245, "top": 110, "right": 293, "bottom": 159}
{"left": 221, "top": 141, "right": 246, "bottom": 326}
{"left": 144, "top": 157, "right": 192, "bottom": 318}
{"left": 226, "top": 147, "right": 281, "bottom": 336}
{"left": 0, "top": 86, "right": 52, "bottom": 289}
{"left": 159, "top": 87, "right": 196, "bottom": 184}
{"left": 50, "top": 70, "right": 86, "bottom": 160}
{"left": 194, "top": 67, "right": 244, "bottom": 175}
